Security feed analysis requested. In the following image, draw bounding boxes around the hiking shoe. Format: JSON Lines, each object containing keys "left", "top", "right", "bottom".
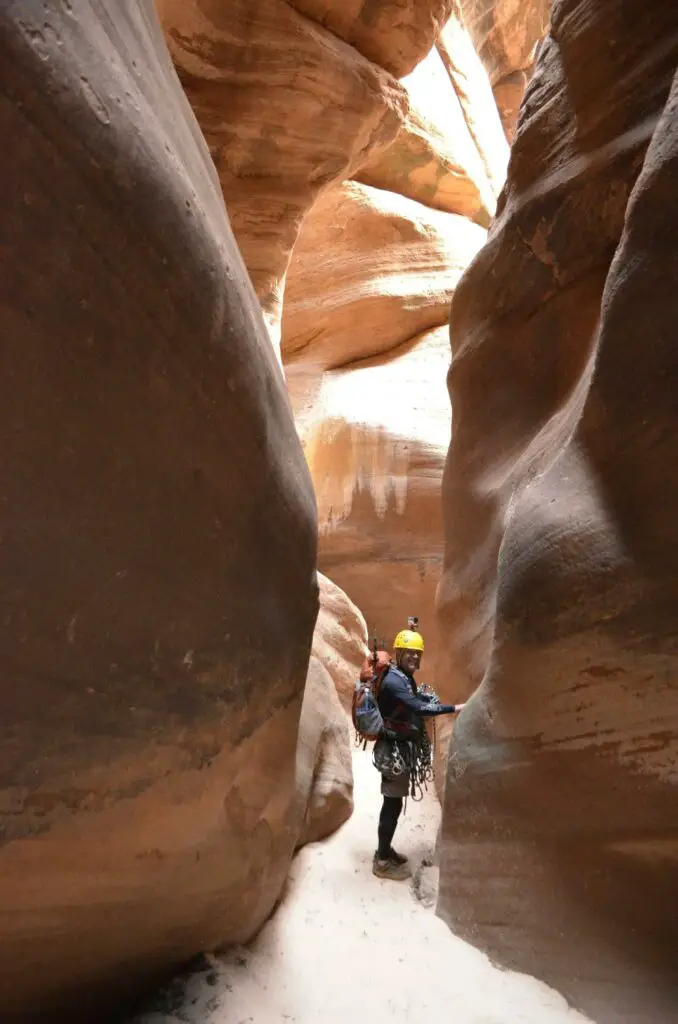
{"left": 372, "top": 855, "right": 412, "bottom": 881}
{"left": 388, "top": 848, "right": 408, "bottom": 865}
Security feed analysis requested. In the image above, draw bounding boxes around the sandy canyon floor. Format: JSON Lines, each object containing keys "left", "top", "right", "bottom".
{"left": 130, "top": 746, "right": 594, "bottom": 1024}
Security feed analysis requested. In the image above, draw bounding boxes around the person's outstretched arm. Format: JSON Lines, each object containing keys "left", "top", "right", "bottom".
{"left": 386, "top": 673, "right": 463, "bottom": 717}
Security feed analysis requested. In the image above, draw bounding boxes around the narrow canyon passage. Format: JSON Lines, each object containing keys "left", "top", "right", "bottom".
{"left": 130, "top": 745, "right": 592, "bottom": 1024}
{"left": 2, "top": 2, "right": 677, "bottom": 1021}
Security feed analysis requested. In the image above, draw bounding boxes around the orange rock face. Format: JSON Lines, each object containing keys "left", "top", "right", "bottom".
{"left": 313, "top": 574, "right": 368, "bottom": 712}
{"left": 286, "top": 0, "right": 455, "bottom": 77}
{"left": 157, "top": 4, "right": 505, "bottom": 696}
{"left": 0, "top": 0, "right": 352, "bottom": 1018}
{"left": 156, "top": 1, "right": 511, "bottom": 694}
{"left": 280, "top": 19, "right": 501, "bottom": 690}
{"left": 456, "top": 0, "right": 549, "bottom": 140}
{"left": 356, "top": 24, "right": 505, "bottom": 222}
{"left": 283, "top": 181, "right": 482, "bottom": 372}
{"left": 157, "top": 0, "right": 416, "bottom": 350}
{"left": 296, "top": 655, "right": 354, "bottom": 847}
{"left": 0, "top": 0, "right": 570, "bottom": 1017}
{"left": 296, "top": 323, "right": 465, "bottom": 686}
{"left": 437, "top": 2, "right": 678, "bottom": 1021}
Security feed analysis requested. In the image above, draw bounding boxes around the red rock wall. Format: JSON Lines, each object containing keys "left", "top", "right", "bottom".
{"left": 0, "top": 1, "right": 351, "bottom": 1018}
{"left": 455, "top": 0, "right": 549, "bottom": 139}
{"left": 156, "top": 1, "right": 510, "bottom": 689}
{"left": 0, "top": 0, "right": 554, "bottom": 1018}
{"left": 437, "top": 2, "right": 678, "bottom": 1021}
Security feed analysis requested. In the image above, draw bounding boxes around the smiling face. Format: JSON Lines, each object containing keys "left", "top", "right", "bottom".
{"left": 397, "top": 649, "right": 421, "bottom": 676}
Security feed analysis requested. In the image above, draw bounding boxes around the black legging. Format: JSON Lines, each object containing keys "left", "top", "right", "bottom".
{"left": 377, "top": 796, "right": 403, "bottom": 858}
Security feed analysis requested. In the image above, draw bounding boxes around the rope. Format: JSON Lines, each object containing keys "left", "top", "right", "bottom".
{"left": 364, "top": 682, "right": 441, "bottom": 799}
{"left": 408, "top": 727, "right": 435, "bottom": 801}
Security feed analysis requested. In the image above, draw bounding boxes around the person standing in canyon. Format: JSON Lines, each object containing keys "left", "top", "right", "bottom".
{"left": 373, "top": 625, "right": 464, "bottom": 881}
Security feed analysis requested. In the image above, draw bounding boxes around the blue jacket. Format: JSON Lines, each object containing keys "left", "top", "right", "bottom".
{"left": 378, "top": 666, "right": 457, "bottom": 733}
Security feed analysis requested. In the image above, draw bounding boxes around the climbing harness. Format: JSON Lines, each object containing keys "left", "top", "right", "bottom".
{"left": 358, "top": 615, "right": 441, "bottom": 801}
{"left": 372, "top": 724, "right": 436, "bottom": 802}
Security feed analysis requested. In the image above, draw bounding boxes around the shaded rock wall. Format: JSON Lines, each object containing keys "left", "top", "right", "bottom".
{"left": 0, "top": 1, "right": 353, "bottom": 1019}
{"left": 155, "top": 2, "right": 517, "bottom": 685}
{"left": 0, "top": 0, "right": 552, "bottom": 1019}
{"left": 156, "top": 1, "right": 511, "bottom": 685}
{"left": 437, "top": 2, "right": 678, "bottom": 1021}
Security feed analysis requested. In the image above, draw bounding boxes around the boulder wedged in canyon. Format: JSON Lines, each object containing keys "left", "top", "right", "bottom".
{"left": 437, "top": 2, "right": 678, "bottom": 1021}
{"left": 0, "top": 1, "right": 351, "bottom": 1019}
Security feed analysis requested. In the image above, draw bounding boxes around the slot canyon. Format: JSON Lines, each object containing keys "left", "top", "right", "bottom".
{"left": 0, "top": 1, "right": 676, "bottom": 1022}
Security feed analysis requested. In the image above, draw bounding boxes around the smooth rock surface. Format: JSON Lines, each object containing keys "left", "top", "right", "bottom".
{"left": 158, "top": 0, "right": 408, "bottom": 349}
{"left": 313, "top": 574, "right": 368, "bottom": 711}
{"left": 283, "top": 180, "right": 484, "bottom": 372}
{"left": 283, "top": 175, "right": 486, "bottom": 686}
{"left": 0, "top": 1, "right": 349, "bottom": 1018}
{"left": 156, "top": 1, "right": 506, "bottom": 690}
{"left": 295, "top": 655, "right": 354, "bottom": 847}
{"left": 438, "top": 2, "right": 678, "bottom": 1021}
{"left": 294, "top": 326, "right": 464, "bottom": 686}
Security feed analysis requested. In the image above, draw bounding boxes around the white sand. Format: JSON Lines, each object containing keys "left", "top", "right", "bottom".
{"left": 135, "top": 747, "right": 594, "bottom": 1023}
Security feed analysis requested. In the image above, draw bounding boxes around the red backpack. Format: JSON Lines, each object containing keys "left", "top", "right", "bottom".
{"left": 351, "top": 649, "right": 392, "bottom": 742}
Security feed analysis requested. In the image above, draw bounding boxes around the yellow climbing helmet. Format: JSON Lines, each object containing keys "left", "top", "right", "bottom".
{"left": 393, "top": 629, "right": 425, "bottom": 652}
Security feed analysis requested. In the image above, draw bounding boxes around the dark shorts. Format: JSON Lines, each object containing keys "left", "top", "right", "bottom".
{"left": 381, "top": 771, "right": 410, "bottom": 798}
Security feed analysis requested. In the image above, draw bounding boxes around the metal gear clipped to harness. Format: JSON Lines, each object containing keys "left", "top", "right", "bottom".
{"left": 410, "top": 727, "right": 435, "bottom": 800}
{"left": 371, "top": 727, "right": 436, "bottom": 802}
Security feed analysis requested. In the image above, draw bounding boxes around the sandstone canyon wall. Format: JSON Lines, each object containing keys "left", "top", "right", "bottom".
{"left": 438, "top": 1, "right": 678, "bottom": 1022}
{"left": 0, "top": 2, "right": 355, "bottom": 1019}
{"left": 285, "top": 13, "right": 505, "bottom": 688}
{"left": 456, "top": 0, "right": 550, "bottom": 140}
{"left": 158, "top": 0, "right": 521, "bottom": 690}
{"left": 0, "top": 0, "right": 556, "bottom": 1018}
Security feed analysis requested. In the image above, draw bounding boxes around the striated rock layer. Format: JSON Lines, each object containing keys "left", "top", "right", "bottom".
{"left": 437, "top": 2, "right": 678, "bottom": 1022}
{"left": 157, "top": 0, "right": 456, "bottom": 351}
{"left": 0, "top": 1, "right": 352, "bottom": 1019}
